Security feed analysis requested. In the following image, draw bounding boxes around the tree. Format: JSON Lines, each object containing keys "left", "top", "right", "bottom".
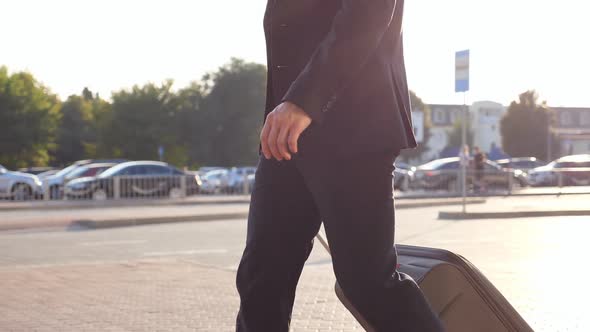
{"left": 0, "top": 66, "right": 60, "bottom": 169}
{"left": 400, "top": 91, "right": 431, "bottom": 161}
{"left": 500, "top": 90, "right": 556, "bottom": 160}
{"left": 102, "top": 80, "right": 186, "bottom": 165}
{"left": 197, "top": 58, "right": 266, "bottom": 166}
{"left": 54, "top": 92, "right": 96, "bottom": 165}
{"left": 174, "top": 82, "right": 206, "bottom": 167}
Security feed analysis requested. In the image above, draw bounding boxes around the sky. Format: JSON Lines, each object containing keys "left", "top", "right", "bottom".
{"left": 2, "top": 0, "right": 589, "bottom": 107}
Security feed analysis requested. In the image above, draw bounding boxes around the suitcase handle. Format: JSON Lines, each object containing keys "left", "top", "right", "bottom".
{"left": 316, "top": 231, "right": 377, "bottom": 332}
{"left": 315, "top": 231, "right": 331, "bottom": 255}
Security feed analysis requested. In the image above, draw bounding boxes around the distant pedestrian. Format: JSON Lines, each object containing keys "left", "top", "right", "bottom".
{"left": 459, "top": 144, "right": 470, "bottom": 167}
{"left": 473, "top": 147, "right": 487, "bottom": 192}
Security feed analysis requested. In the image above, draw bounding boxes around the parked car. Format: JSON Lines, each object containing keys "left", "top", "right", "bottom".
{"left": 198, "top": 166, "right": 226, "bottom": 178}
{"left": 392, "top": 161, "right": 415, "bottom": 191}
{"left": 528, "top": 154, "right": 590, "bottom": 186}
{"left": 227, "top": 167, "right": 257, "bottom": 193}
{"left": 394, "top": 161, "right": 417, "bottom": 172}
{"left": 44, "top": 159, "right": 126, "bottom": 199}
{"left": 0, "top": 164, "right": 43, "bottom": 200}
{"left": 200, "top": 169, "right": 230, "bottom": 194}
{"left": 65, "top": 161, "right": 201, "bottom": 200}
{"left": 393, "top": 167, "right": 412, "bottom": 191}
{"left": 411, "top": 157, "right": 527, "bottom": 191}
{"left": 37, "top": 169, "right": 60, "bottom": 179}
{"left": 495, "top": 157, "right": 544, "bottom": 174}
{"left": 18, "top": 166, "right": 57, "bottom": 175}
{"left": 63, "top": 163, "right": 116, "bottom": 183}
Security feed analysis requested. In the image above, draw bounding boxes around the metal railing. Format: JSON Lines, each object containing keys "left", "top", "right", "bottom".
{"left": 2, "top": 168, "right": 590, "bottom": 203}
{"left": 408, "top": 169, "right": 525, "bottom": 196}
{"left": 54, "top": 175, "right": 201, "bottom": 201}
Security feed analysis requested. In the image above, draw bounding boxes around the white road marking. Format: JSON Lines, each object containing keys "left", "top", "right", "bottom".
{"left": 142, "top": 249, "right": 228, "bottom": 257}
{"left": 78, "top": 240, "right": 147, "bottom": 246}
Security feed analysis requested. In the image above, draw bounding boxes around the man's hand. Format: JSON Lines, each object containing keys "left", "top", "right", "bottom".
{"left": 260, "top": 101, "right": 312, "bottom": 161}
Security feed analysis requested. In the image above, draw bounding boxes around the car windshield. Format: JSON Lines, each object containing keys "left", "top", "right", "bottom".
{"left": 204, "top": 170, "right": 226, "bottom": 180}
{"left": 65, "top": 166, "right": 90, "bottom": 180}
{"left": 54, "top": 164, "right": 81, "bottom": 177}
{"left": 97, "top": 164, "right": 128, "bottom": 178}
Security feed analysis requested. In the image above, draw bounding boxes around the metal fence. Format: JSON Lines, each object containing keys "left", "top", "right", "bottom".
{"left": 2, "top": 168, "right": 590, "bottom": 202}
{"left": 407, "top": 168, "right": 590, "bottom": 196}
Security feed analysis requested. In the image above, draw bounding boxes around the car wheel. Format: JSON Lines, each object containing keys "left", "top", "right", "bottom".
{"left": 12, "top": 183, "right": 32, "bottom": 201}
{"left": 92, "top": 189, "right": 107, "bottom": 201}
{"left": 169, "top": 187, "right": 183, "bottom": 199}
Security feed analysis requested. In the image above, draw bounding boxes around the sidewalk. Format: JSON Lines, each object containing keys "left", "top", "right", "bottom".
{"left": 439, "top": 194, "right": 590, "bottom": 219}
{"left": 0, "top": 198, "right": 485, "bottom": 232}
{"left": 0, "top": 259, "right": 361, "bottom": 332}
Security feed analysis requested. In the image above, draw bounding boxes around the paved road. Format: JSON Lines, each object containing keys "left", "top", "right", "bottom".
{"left": 1, "top": 205, "right": 589, "bottom": 331}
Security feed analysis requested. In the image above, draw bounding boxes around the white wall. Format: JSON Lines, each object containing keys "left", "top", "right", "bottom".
{"left": 470, "top": 101, "right": 506, "bottom": 153}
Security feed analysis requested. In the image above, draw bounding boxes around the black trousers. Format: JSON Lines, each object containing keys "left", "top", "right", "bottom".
{"left": 236, "top": 149, "right": 444, "bottom": 332}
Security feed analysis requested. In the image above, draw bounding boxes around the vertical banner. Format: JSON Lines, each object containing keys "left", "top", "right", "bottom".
{"left": 455, "top": 50, "right": 470, "bottom": 93}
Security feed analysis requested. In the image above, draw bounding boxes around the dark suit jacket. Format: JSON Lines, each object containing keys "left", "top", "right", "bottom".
{"left": 263, "top": 0, "right": 417, "bottom": 158}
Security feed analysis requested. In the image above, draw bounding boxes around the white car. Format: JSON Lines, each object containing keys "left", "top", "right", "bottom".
{"left": 200, "top": 169, "right": 230, "bottom": 194}
{"left": 0, "top": 164, "right": 43, "bottom": 200}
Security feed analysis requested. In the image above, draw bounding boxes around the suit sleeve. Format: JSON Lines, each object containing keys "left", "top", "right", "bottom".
{"left": 282, "top": 0, "right": 397, "bottom": 125}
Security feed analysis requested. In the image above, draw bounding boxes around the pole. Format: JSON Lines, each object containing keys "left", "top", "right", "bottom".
{"left": 461, "top": 93, "right": 467, "bottom": 213}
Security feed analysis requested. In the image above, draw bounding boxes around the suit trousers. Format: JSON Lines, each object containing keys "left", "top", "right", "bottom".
{"left": 235, "top": 148, "right": 444, "bottom": 332}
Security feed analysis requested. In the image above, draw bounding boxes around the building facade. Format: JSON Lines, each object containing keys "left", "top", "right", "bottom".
{"left": 409, "top": 102, "right": 590, "bottom": 165}
{"left": 551, "top": 107, "right": 590, "bottom": 158}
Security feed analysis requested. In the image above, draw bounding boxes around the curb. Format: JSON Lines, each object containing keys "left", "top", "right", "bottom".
{"left": 439, "top": 210, "right": 590, "bottom": 220}
{"left": 72, "top": 212, "right": 250, "bottom": 229}
{"left": 0, "top": 197, "right": 251, "bottom": 211}
{"left": 0, "top": 199, "right": 486, "bottom": 232}
{"left": 396, "top": 199, "right": 485, "bottom": 209}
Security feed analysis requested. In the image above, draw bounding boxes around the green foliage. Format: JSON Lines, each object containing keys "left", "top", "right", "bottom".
{"left": 0, "top": 66, "right": 60, "bottom": 169}
{"left": 55, "top": 93, "right": 96, "bottom": 165}
{"left": 500, "top": 90, "right": 557, "bottom": 160}
{"left": 0, "top": 59, "right": 268, "bottom": 168}
{"left": 196, "top": 58, "right": 266, "bottom": 166}
{"left": 102, "top": 80, "right": 180, "bottom": 163}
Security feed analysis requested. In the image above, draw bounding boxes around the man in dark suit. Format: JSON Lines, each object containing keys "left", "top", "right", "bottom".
{"left": 236, "top": 0, "right": 444, "bottom": 331}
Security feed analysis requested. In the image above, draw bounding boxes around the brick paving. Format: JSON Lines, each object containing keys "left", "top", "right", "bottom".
{"left": 0, "top": 259, "right": 360, "bottom": 332}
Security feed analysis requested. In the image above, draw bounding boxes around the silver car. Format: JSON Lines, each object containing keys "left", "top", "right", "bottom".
{"left": 0, "top": 164, "right": 43, "bottom": 200}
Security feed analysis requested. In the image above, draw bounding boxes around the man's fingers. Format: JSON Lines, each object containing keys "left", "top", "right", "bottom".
{"left": 260, "top": 119, "right": 272, "bottom": 159}
{"left": 288, "top": 125, "right": 303, "bottom": 154}
{"left": 267, "top": 122, "right": 282, "bottom": 161}
{"left": 277, "top": 126, "right": 291, "bottom": 160}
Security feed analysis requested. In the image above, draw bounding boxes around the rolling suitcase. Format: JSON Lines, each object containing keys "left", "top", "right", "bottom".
{"left": 315, "top": 233, "right": 534, "bottom": 332}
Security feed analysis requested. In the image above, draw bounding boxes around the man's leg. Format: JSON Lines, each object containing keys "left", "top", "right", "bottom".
{"left": 236, "top": 156, "right": 322, "bottom": 332}
{"left": 297, "top": 150, "right": 444, "bottom": 331}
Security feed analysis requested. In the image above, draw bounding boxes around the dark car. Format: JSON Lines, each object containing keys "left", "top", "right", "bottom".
{"left": 528, "top": 154, "right": 590, "bottom": 187}
{"left": 495, "top": 157, "right": 545, "bottom": 174}
{"left": 412, "top": 157, "right": 527, "bottom": 192}
{"left": 43, "top": 159, "right": 127, "bottom": 199}
{"left": 65, "top": 161, "right": 201, "bottom": 200}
